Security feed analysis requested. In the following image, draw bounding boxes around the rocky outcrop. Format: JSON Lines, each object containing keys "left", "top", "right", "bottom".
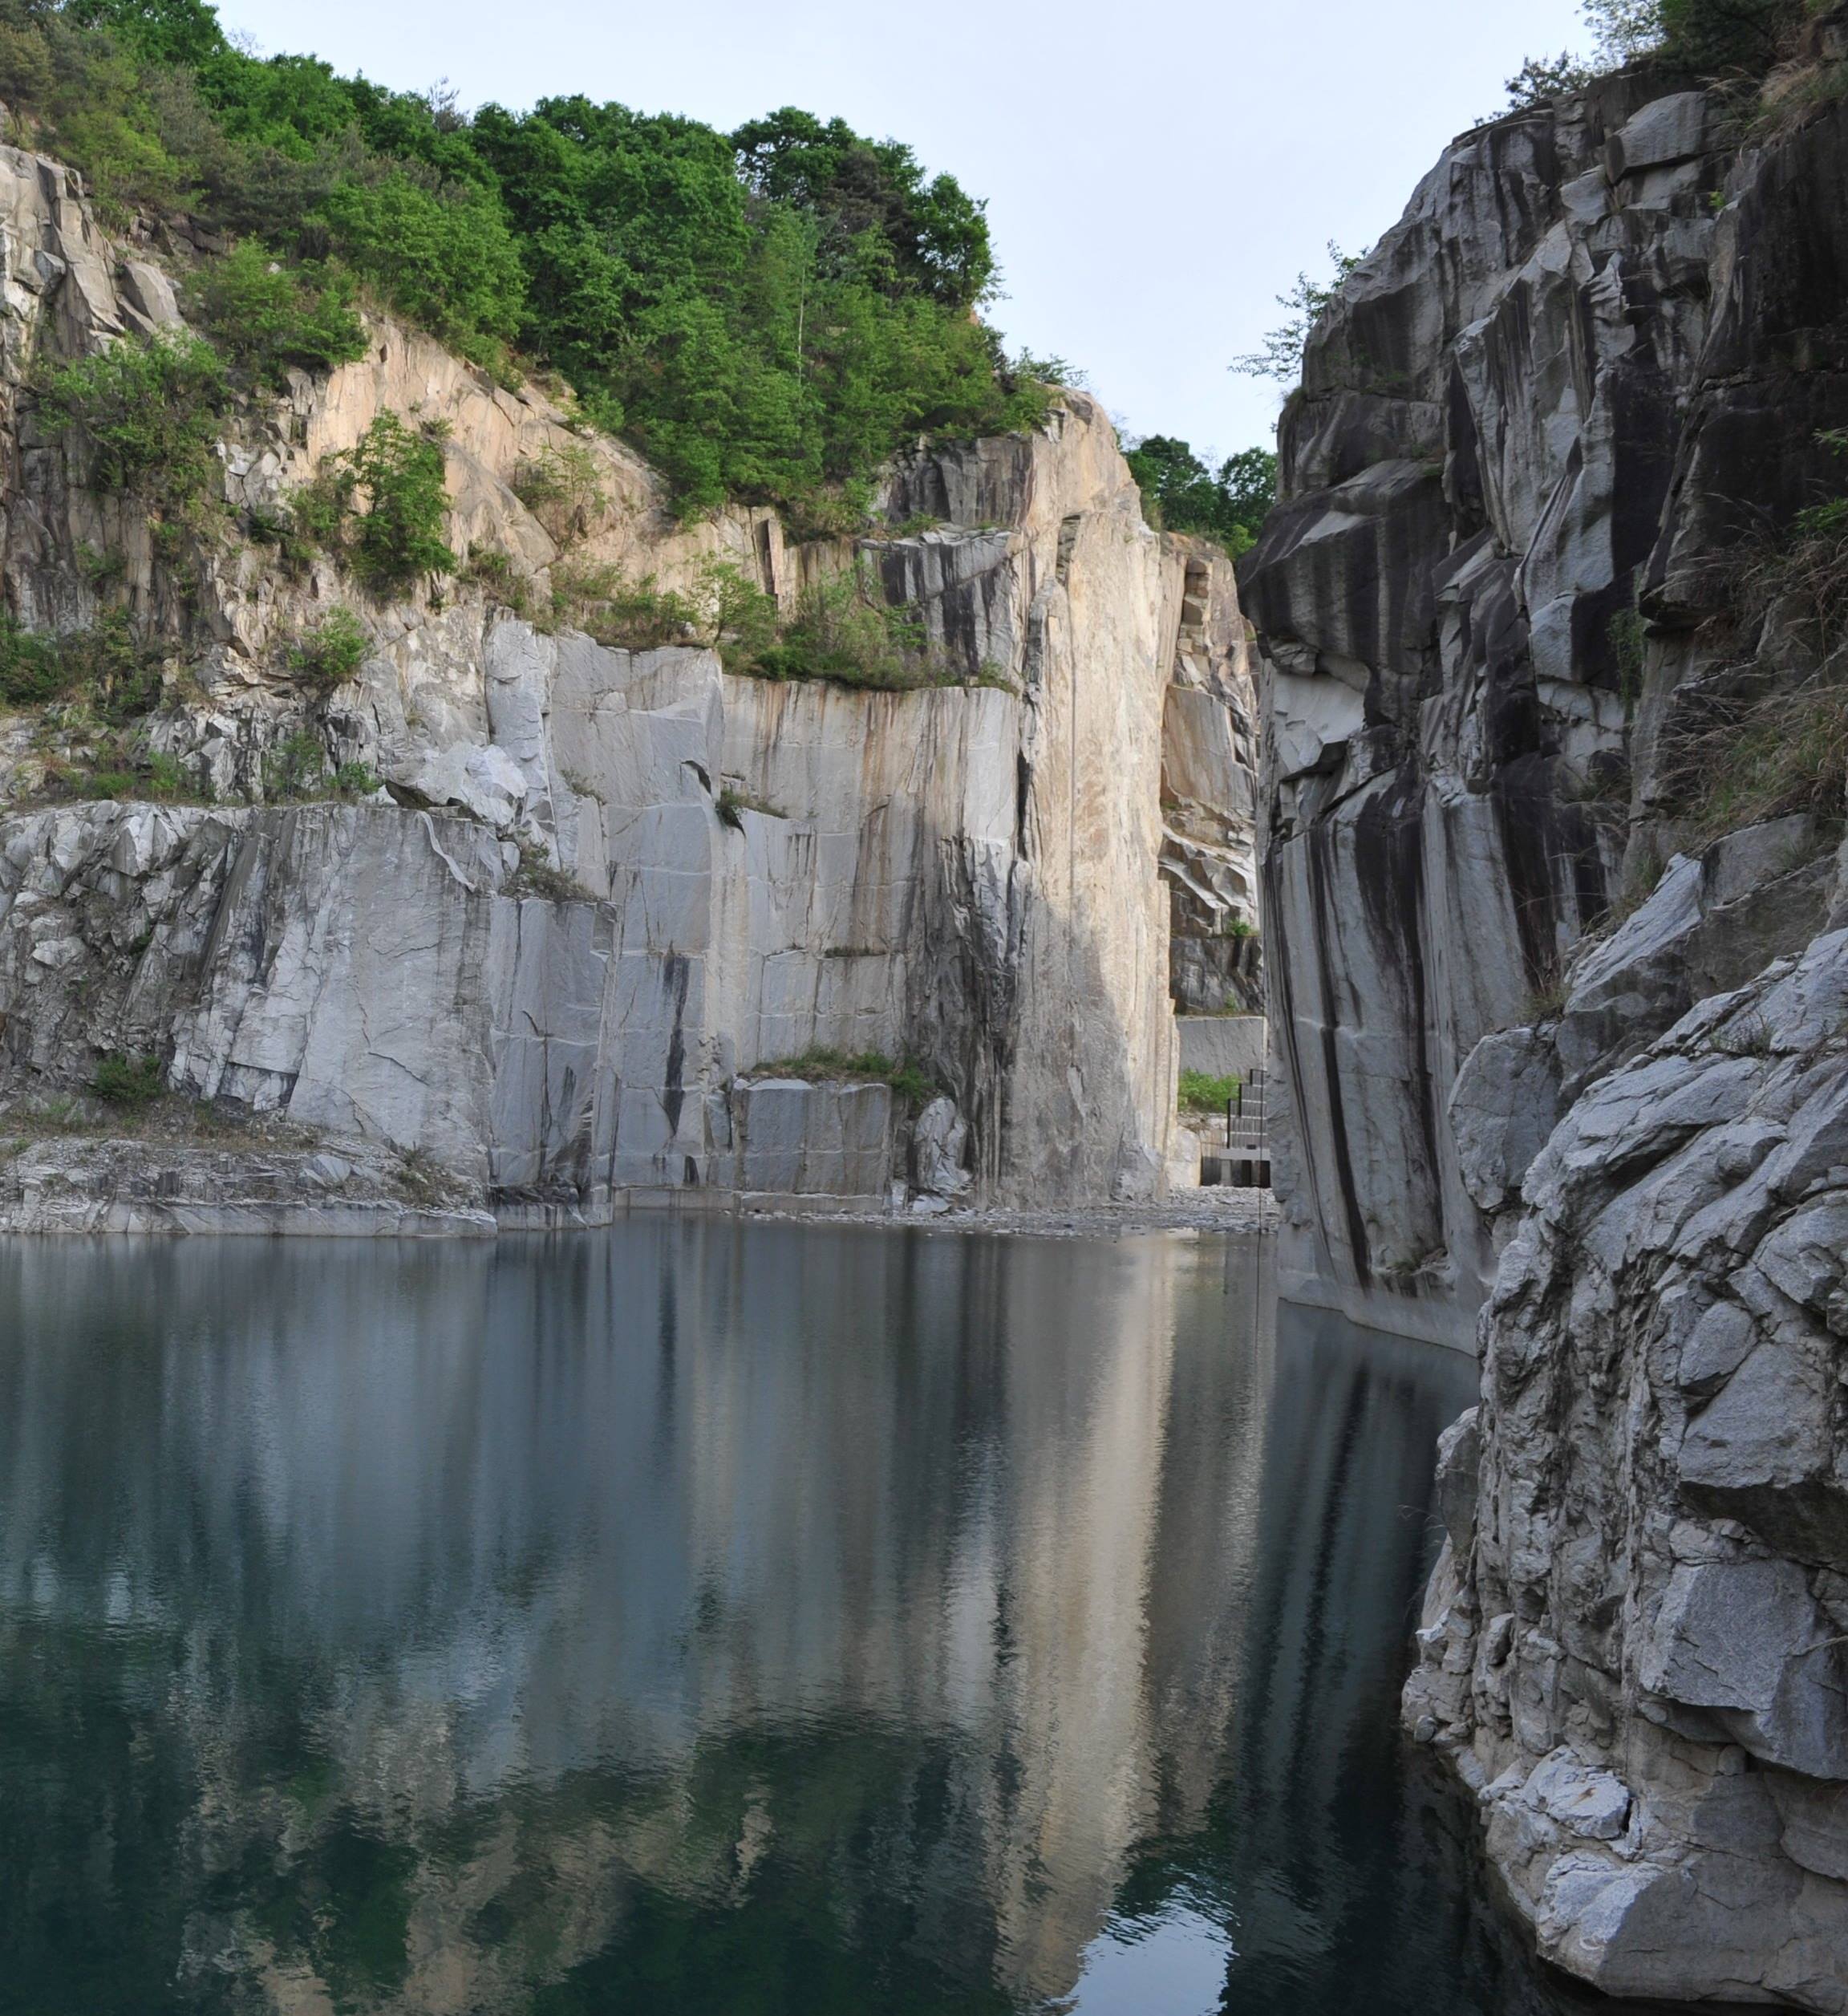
{"left": 0, "top": 138, "right": 1262, "bottom": 1222}
{"left": 1244, "top": 64, "right": 1848, "bottom": 1345}
{"left": 1242, "top": 32, "right": 1848, "bottom": 2002}
{"left": 1407, "top": 926, "right": 1848, "bottom": 2010}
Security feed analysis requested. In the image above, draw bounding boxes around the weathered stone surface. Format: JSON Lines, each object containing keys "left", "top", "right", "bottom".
{"left": 1176, "top": 1015, "right": 1267, "bottom": 1081}
{"left": 911, "top": 1095, "right": 972, "bottom": 1199}
{"left": 1160, "top": 548, "right": 1263, "bottom": 1013}
{"left": 1406, "top": 929, "right": 1848, "bottom": 2008}
{"left": 1450, "top": 1026, "right": 1565, "bottom": 1216}
{"left": 1247, "top": 72, "right": 1848, "bottom": 1346}
{"left": 0, "top": 1132, "right": 495, "bottom": 1236}
{"left": 1557, "top": 820, "right": 1836, "bottom": 1097}
{"left": 0, "top": 138, "right": 1259, "bottom": 1217}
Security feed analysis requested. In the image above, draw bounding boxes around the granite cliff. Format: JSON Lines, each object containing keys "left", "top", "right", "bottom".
{"left": 0, "top": 138, "right": 1260, "bottom": 1230}
{"left": 1240, "top": 10, "right": 1848, "bottom": 2002}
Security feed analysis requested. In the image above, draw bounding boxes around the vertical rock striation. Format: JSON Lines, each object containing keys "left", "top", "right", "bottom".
{"left": 1246, "top": 59, "right": 1848, "bottom": 1342}
{"left": 1242, "top": 18, "right": 1848, "bottom": 2000}
{"left": 0, "top": 139, "right": 1263, "bottom": 1222}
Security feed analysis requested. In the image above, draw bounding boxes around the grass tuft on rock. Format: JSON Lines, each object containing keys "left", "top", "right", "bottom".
{"left": 90, "top": 1051, "right": 165, "bottom": 1105}
{"left": 747, "top": 1047, "right": 935, "bottom": 1103}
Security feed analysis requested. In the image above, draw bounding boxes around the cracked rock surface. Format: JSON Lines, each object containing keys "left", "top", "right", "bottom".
{"left": 1407, "top": 928, "right": 1848, "bottom": 2009}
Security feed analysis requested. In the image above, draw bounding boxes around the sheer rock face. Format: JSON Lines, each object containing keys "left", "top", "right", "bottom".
{"left": 0, "top": 141, "right": 1262, "bottom": 1215}
{"left": 1243, "top": 48, "right": 1848, "bottom": 2002}
{"left": 1243, "top": 75, "right": 1848, "bottom": 1345}
{"left": 1406, "top": 928, "right": 1848, "bottom": 2010}
{"left": 1161, "top": 548, "right": 1264, "bottom": 1015}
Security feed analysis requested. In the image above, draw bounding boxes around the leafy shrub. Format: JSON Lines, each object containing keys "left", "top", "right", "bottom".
{"left": 714, "top": 783, "right": 783, "bottom": 828}
{"left": 1178, "top": 1069, "right": 1242, "bottom": 1115}
{"left": 287, "top": 606, "right": 369, "bottom": 690}
{"left": 6, "top": 10, "right": 1056, "bottom": 518}
{"left": 262, "top": 729, "right": 328, "bottom": 800}
{"left": 1511, "top": 0, "right": 1805, "bottom": 101}
{"left": 1233, "top": 243, "right": 1365, "bottom": 386}
{"left": 743, "top": 570, "right": 951, "bottom": 689}
{"left": 1583, "top": 0, "right": 1668, "bottom": 63}
{"left": 33, "top": 328, "right": 227, "bottom": 508}
{"left": 91, "top": 1051, "right": 165, "bottom": 1105}
{"left": 1505, "top": 52, "right": 1597, "bottom": 106}
{"left": 1659, "top": 0, "right": 1802, "bottom": 76}
{"left": 0, "top": 615, "right": 67, "bottom": 706}
{"left": 0, "top": 610, "right": 163, "bottom": 720}
{"left": 547, "top": 562, "right": 694, "bottom": 648}
{"left": 1661, "top": 440, "right": 1848, "bottom": 839}
{"left": 509, "top": 838, "right": 595, "bottom": 900}
{"left": 60, "top": 727, "right": 197, "bottom": 801}
{"left": 301, "top": 412, "right": 455, "bottom": 594}
{"left": 463, "top": 548, "right": 535, "bottom": 617}
{"left": 691, "top": 559, "right": 780, "bottom": 667}
{"left": 314, "top": 171, "right": 524, "bottom": 364}
{"left": 747, "top": 1046, "right": 934, "bottom": 1102}
{"left": 509, "top": 442, "right": 606, "bottom": 545}
{"left": 1670, "top": 666, "right": 1846, "bottom": 840}
{"left": 190, "top": 237, "right": 367, "bottom": 385}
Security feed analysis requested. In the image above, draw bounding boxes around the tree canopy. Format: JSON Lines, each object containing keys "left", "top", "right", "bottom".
{"left": 2, "top": 0, "right": 1051, "bottom": 517}
{"left": 1124, "top": 439, "right": 1277, "bottom": 557}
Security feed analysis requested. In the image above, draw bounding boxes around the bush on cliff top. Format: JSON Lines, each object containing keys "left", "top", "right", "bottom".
{"left": 0, "top": 0, "right": 1056, "bottom": 519}
{"left": 1507, "top": 0, "right": 1812, "bottom": 109}
{"left": 1125, "top": 439, "right": 1276, "bottom": 557}
{"left": 189, "top": 238, "right": 368, "bottom": 386}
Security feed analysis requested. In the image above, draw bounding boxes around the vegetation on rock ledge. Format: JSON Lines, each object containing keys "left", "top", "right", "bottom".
{"left": 1125, "top": 439, "right": 1276, "bottom": 557}
{"left": 0, "top": 0, "right": 1059, "bottom": 519}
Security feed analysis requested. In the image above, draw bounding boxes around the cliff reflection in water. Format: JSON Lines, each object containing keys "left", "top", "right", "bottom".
{"left": 0, "top": 1225, "right": 1513, "bottom": 2014}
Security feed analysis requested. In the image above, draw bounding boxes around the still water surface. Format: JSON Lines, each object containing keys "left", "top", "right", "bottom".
{"left": 0, "top": 1224, "right": 1607, "bottom": 2014}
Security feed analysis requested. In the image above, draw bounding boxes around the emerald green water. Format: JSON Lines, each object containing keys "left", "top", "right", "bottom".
{"left": 0, "top": 1224, "right": 1614, "bottom": 2014}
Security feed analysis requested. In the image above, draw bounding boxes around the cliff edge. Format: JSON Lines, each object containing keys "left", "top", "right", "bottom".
{"left": 0, "top": 139, "right": 1259, "bottom": 1230}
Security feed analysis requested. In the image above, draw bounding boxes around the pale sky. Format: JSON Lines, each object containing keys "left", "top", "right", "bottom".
{"left": 222, "top": 0, "right": 1591, "bottom": 464}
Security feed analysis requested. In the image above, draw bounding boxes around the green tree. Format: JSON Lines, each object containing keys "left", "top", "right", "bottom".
{"left": 1232, "top": 243, "right": 1366, "bottom": 387}
{"left": 313, "top": 412, "right": 456, "bottom": 594}
{"left": 0, "top": 9, "right": 1052, "bottom": 518}
{"left": 315, "top": 172, "right": 525, "bottom": 359}
{"left": 1124, "top": 438, "right": 1276, "bottom": 555}
{"left": 66, "top": 0, "right": 223, "bottom": 67}
{"left": 1659, "top": 0, "right": 1800, "bottom": 74}
{"left": 33, "top": 327, "right": 227, "bottom": 507}
{"left": 191, "top": 237, "right": 367, "bottom": 384}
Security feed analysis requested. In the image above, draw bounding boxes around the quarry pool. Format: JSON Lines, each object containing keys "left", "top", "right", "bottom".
{"left": 0, "top": 1224, "right": 1622, "bottom": 2014}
